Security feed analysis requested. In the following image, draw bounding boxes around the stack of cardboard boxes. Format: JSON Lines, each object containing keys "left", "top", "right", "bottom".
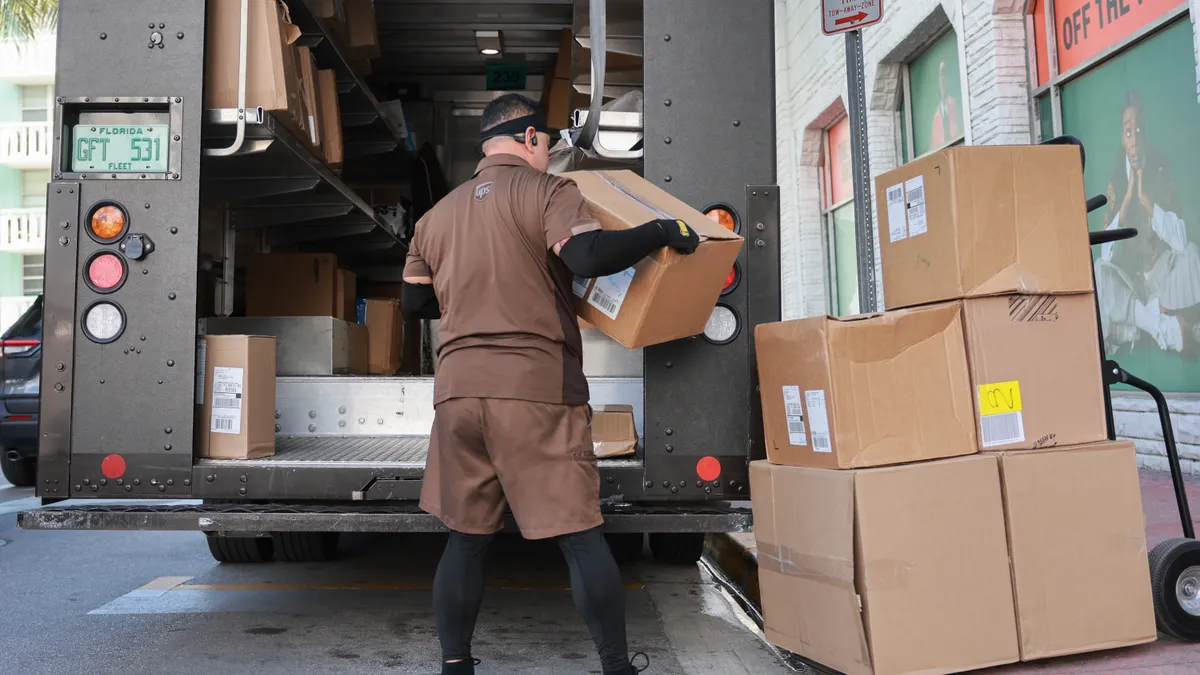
{"left": 752, "top": 146, "right": 1157, "bottom": 674}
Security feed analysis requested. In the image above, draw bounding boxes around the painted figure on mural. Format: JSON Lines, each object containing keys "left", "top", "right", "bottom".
{"left": 1096, "top": 90, "right": 1200, "bottom": 357}
{"left": 929, "top": 60, "right": 961, "bottom": 148}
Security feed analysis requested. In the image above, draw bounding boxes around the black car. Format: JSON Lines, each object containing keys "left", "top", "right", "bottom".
{"left": 0, "top": 296, "right": 41, "bottom": 487}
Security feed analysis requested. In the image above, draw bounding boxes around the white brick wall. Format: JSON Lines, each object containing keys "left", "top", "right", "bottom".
{"left": 774, "top": 0, "right": 1200, "bottom": 470}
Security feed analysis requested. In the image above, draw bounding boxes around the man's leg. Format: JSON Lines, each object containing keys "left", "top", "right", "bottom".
{"left": 557, "top": 527, "right": 636, "bottom": 675}
{"left": 433, "top": 530, "right": 495, "bottom": 673}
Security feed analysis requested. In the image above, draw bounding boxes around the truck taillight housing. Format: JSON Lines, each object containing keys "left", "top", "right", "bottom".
{"left": 82, "top": 301, "right": 126, "bottom": 344}
{"left": 87, "top": 202, "right": 128, "bottom": 243}
{"left": 703, "top": 304, "right": 739, "bottom": 345}
{"left": 704, "top": 205, "right": 739, "bottom": 233}
{"left": 722, "top": 262, "right": 740, "bottom": 295}
{"left": 85, "top": 251, "right": 127, "bottom": 293}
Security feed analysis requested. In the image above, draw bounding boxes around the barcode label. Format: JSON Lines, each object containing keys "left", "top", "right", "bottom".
{"left": 194, "top": 338, "right": 207, "bottom": 405}
{"left": 782, "top": 385, "right": 807, "bottom": 446}
{"left": 572, "top": 276, "right": 591, "bottom": 299}
{"left": 787, "top": 418, "right": 806, "bottom": 439}
{"left": 904, "top": 175, "right": 928, "bottom": 237}
{"left": 886, "top": 182, "right": 908, "bottom": 242}
{"left": 587, "top": 267, "right": 636, "bottom": 320}
{"left": 805, "top": 390, "right": 832, "bottom": 453}
{"left": 211, "top": 366, "right": 244, "bottom": 435}
{"left": 981, "top": 412, "right": 1025, "bottom": 448}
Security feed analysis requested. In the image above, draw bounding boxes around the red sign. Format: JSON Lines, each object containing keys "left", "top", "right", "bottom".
{"left": 1045, "top": 0, "right": 1180, "bottom": 76}
{"left": 827, "top": 117, "right": 854, "bottom": 207}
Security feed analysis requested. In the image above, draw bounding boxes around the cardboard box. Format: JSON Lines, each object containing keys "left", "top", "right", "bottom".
{"left": 564, "top": 170, "right": 744, "bottom": 349}
{"left": 751, "top": 455, "right": 1019, "bottom": 675}
{"left": 362, "top": 297, "right": 403, "bottom": 375}
{"left": 874, "top": 146, "right": 1094, "bottom": 310}
{"left": 997, "top": 441, "right": 1156, "bottom": 660}
{"left": 197, "top": 335, "right": 277, "bottom": 460}
{"left": 964, "top": 294, "right": 1107, "bottom": 451}
{"left": 317, "top": 69, "right": 344, "bottom": 168}
{"left": 591, "top": 404, "right": 637, "bottom": 458}
{"left": 207, "top": 0, "right": 307, "bottom": 139}
{"left": 335, "top": 269, "right": 356, "bottom": 321}
{"left": 297, "top": 46, "right": 321, "bottom": 151}
{"left": 754, "top": 302, "right": 977, "bottom": 469}
{"left": 246, "top": 253, "right": 339, "bottom": 317}
{"left": 344, "top": 0, "right": 380, "bottom": 60}
{"left": 542, "top": 76, "right": 573, "bottom": 130}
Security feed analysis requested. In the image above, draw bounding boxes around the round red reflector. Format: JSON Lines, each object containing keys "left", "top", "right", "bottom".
{"left": 101, "top": 453, "right": 127, "bottom": 480}
{"left": 724, "top": 267, "right": 737, "bottom": 290}
{"left": 88, "top": 253, "right": 125, "bottom": 290}
{"left": 696, "top": 456, "right": 721, "bottom": 482}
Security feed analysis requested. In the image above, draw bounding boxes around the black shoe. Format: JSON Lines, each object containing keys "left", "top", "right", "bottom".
{"left": 441, "top": 657, "right": 481, "bottom": 675}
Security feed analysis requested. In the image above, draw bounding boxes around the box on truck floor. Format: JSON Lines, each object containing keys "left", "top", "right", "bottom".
{"left": 750, "top": 455, "right": 1019, "bottom": 675}
{"left": 246, "top": 253, "right": 340, "bottom": 317}
{"left": 963, "top": 293, "right": 1107, "bottom": 451}
{"left": 564, "top": 170, "right": 743, "bottom": 349}
{"left": 361, "top": 297, "right": 404, "bottom": 375}
{"left": 874, "top": 146, "right": 1093, "bottom": 311}
{"left": 754, "top": 301, "right": 977, "bottom": 469}
{"left": 591, "top": 404, "right": 637, "bottom": 458}
{"left": 997, "top": 441, "right": 1156, "bottom": 660}
{"left": 197, "top": 335, "right": 277, "bottom": 460}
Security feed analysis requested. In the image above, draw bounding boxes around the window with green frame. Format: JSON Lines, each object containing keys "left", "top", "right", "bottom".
{"left": 897, "top": 30, "right": 966, "bottom": 161}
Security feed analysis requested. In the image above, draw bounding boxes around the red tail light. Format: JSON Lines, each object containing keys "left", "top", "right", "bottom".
{"left": 0, "top": 338, "right": 39, "bottom": 357}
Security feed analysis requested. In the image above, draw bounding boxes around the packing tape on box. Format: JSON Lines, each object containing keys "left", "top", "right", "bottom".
{"left": 758, "top": 541, "right": 916, "bottom": 592}
{"left": 598, "top": 173, "right": 672, "bottom": 220}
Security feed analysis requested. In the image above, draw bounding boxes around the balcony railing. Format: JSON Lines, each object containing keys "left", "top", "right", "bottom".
{"left": 0, "top": 122, "right": 51, "bottom": 168}
{"left": 0, "top": 208, "right": 45, "bottom": 254}
{"left": 0, "top": 32, "right": 56, "bottom": 83}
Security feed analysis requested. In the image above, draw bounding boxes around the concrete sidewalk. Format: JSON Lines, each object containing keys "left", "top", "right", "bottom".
{"left": 705, "top": 468, "right": 1200, "bottom": 674}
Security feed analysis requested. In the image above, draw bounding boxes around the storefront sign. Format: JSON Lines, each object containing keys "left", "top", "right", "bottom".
{"left": 1050, "top": 0, "right": 1181, "bottom": 74}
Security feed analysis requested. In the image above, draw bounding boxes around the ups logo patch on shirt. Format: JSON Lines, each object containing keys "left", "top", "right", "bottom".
{"left": 474, "top": 181, "right": 494, "bottom": 201}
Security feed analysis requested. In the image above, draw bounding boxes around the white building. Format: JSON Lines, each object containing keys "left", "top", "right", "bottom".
{"left": 774, "top": 0, "right": 1200, "bottom": 469}
{"left": 0, "top": 30, "right": 54, "bottom": 333}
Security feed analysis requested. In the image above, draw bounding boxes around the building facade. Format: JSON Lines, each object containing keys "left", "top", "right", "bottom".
{"left": 774, "top": 0, "right": 1200, "bottom": 469}
{"left": 0, "top": 30, "right": 54, "bottom": 334}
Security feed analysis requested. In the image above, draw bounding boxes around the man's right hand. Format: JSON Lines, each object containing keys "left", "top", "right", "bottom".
{"left": 649, "top": 218, "right": 701, "bottom": 254}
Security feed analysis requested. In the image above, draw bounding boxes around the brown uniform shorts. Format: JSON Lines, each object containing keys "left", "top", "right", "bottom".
{"left": 420, "top": 397, "right": 603, "bottom": 540}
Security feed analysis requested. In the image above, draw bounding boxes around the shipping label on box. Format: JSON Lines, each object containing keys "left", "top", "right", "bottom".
{"left": 755, "top": 302, "right": 978, "bottom": 469}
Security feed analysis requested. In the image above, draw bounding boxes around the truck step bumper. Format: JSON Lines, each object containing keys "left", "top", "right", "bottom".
{"left": 18, "top": 502, "right": 753, "bottom": 534}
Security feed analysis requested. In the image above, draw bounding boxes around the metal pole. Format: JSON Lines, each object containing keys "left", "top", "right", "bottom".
{"left": 845, "top": 29, "right": 878, "bottom": 312}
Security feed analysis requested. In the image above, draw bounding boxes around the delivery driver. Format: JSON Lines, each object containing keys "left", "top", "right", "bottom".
{"left": 400, "top": 93, "right": 700, "bottom": 675}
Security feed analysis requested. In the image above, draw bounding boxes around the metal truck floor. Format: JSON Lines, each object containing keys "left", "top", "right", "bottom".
{"left": 193, "top": 436, "right": 644, "bottom": 471}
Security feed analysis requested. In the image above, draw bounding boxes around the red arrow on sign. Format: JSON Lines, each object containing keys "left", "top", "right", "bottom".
{"left": 835, "top": 11, "right": 869, "bottom": 24}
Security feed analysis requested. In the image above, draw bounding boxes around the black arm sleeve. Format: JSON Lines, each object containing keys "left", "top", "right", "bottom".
{"left": 401, "top": 282, "right": 442, "bottom": 321}
{"left": 558, "top": 222, "right": 668, "bottom": 279}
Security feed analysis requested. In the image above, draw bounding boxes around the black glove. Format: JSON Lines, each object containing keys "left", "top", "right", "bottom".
{"left": 650, "top": 218, "right": 701, "bottom": 254}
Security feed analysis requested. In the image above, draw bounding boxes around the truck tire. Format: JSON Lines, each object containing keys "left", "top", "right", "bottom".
{"left": 207, "top": 535, "right": 274, "bottom": 563}
{"left": 649, "top": 533, "right": 706, "bottom": 565}
{"left": 272, "top": 532, "right": 340, "bottom": 562}
{"left": 1150, "top": 537, "right": 1200, "bottom": 641}
{"left": 0, "top": 453, "right": 35, "bottom": 488}
{"left": 605, "top": 533, "right": 645, "bottom": 565}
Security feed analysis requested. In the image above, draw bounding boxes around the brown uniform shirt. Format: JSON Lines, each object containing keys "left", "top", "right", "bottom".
{"left": 403, "top": 154, "right": 602, "bottom": 406}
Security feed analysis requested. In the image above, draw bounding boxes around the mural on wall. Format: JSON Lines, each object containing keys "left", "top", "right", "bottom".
{"left": 1060, "top": 19, "right": 1200, "bottom": 392}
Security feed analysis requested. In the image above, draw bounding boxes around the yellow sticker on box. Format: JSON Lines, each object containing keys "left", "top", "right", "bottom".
{"left": 978, "top": 381, "right": 1022, "bottom": 416}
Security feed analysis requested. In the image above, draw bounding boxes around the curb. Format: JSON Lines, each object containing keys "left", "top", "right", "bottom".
{"left": 703, "top": 532, "right": 760, "bottom": 609}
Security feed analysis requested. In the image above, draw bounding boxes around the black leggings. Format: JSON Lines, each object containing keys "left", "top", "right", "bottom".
{"left": 433, "top": 527, "right": 630, "bottom": 674}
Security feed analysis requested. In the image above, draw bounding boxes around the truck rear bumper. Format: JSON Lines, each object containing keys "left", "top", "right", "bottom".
{"left": 18, "top": 501, "right": 752, "bottom": 534}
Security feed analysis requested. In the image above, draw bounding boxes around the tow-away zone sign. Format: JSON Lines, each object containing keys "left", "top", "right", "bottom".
{"left": 822, "top": 0, "right": 882, "bottom": 35}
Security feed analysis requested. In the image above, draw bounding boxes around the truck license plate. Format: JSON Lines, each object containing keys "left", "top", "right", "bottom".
{"left": 72, "top": 124, "right": 170, "bottom": 173}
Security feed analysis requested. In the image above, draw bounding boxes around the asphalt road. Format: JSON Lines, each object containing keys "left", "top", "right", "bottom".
{"left": 0, "top": 475, "right": 793, "bottom": 675}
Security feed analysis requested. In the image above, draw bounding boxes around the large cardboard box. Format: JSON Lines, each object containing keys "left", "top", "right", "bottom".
{"left": 997, "top": 441, "right": 1156, "bottom": 660}
{"left": 751, "top": 456, "right": 1019, "bottom": 675}
{"left": 963, "top": 294, "right": 1107, "bottom": 451}
{"left": 317, "top": 69, "right": 345, "bottom": 168}
{"left": 362, "top": 297, "right": 403, "bottom": 375}
{"left": 297, "top": 46, "right": 321, "bottom": 151}
{"left": 754, "top": 302, "right": 977, "bottom": 469}
{"left": 344, "top": 0, "right": 381, "bottom": 60}
{"left": 246, "top": 253, "right": 339, "bottom": 317}
{"left": 197, "top": 335, "right": 277, "bottom": 460}
{"left": 542, "top": 77, "right": 574, "bottom": 130}
{"left": 564, "top": 170, "right": 744, "bottom": 349}
{"left": 207, "top": 0, "right": 307, "bottom": 139}
{"left": 591, "top": 404, "right": 638, "bottom": 458}
{"left": 335, "top": 269, "right": 356, "bottom": 321}
{"left": 874, "top": 146, "right": 1094, "bottom": 310}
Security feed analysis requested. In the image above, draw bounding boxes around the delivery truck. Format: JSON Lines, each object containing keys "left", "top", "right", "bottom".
{"left": 15, "top": 0, "right": 779, "bottom": 564}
